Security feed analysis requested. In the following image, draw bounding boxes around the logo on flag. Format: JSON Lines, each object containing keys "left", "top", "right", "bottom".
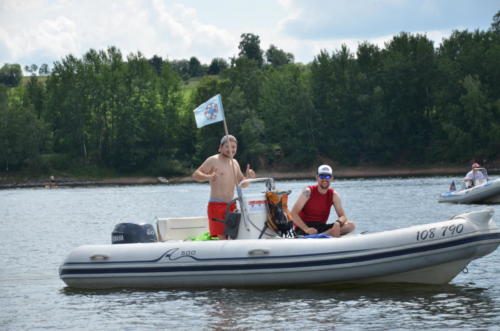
{"left": 204, "top": 103, "right": 219, "bottom": 120}
{"left": 193, "top": 94, "right": 225, "bottom": 128}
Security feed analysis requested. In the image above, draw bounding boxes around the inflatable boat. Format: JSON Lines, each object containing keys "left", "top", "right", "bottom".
{"left": 59, "top": 178, "right": 500, "bottom": 289}
{"left": 439, "top": 178, "right": 500, "bottom": 204}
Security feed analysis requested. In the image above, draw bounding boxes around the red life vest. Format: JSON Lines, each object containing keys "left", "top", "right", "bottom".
{"left": 298, "top": 185, "right": 334, "bottom": 223}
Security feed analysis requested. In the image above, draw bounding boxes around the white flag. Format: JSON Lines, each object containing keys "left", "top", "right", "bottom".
{"left": 192, "top": 94, "right": 225, "bottom": 128}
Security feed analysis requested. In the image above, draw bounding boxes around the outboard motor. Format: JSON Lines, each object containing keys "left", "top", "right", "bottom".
{"left": 111, "top": 223, "right": 158, "bottom": 244}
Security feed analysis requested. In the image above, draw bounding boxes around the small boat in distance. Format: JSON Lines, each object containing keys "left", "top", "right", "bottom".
{"left": 59, "top": 178, "right": 500, "bottom": 290}
{"left": 439, "top": 168, "right": 500, "bottom": 204}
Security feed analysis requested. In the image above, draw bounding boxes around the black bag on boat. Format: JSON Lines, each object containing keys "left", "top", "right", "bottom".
{"left": 265, "top": 190, "right": 295, "bottom": 238}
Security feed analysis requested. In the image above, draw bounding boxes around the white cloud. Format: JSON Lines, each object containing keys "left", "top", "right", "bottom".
{"left": 279, "top": 0, "right": 497, "bottom": 40}
{"left": 30, "top": 16, "right": 79, "bottom": 57}
{"left": 151, "top": 0, "right": 236, "bottom": 61}
{"left": 0, "top": 0, "right": 497, "bottom": 67}
{"left": 265, "top": 0, "right": 497, "bottom": 62}
{"left": 0, "top": 0, "right": 237, "bottom": 66}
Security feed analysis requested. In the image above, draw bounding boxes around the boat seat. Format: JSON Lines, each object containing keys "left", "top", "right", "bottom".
{"left": 156, "top": 216, "right": 209, "bottom": 241}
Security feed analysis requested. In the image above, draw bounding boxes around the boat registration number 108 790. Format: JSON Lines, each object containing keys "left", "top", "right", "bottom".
{"left": 416, "top": 223, "right": 464, "bottom": 241}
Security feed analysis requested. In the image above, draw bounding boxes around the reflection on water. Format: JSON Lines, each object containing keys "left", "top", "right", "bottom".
{"left": 1, "top": 176, "right": 500, "bottom": 329}
{"left": 57, "top": 283, "right": 497, "bottom": 330}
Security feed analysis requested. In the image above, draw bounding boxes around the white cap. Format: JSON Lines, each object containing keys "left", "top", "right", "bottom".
{"left": 317, "top": 165, "right": 333, "bottom": 176}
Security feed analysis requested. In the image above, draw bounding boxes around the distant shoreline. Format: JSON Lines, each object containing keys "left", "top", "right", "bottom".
{"left": 2, "top": 165, "right": 497, "bottom": 189}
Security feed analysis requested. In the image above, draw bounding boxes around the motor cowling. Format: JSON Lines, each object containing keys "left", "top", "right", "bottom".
{"left": 111, "top": 223, "right": 158, "bottom": 244}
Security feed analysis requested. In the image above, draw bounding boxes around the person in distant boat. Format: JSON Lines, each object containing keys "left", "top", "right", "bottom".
{"left": 291, "top": 165, "right": 355, "bottom": 238}
{"left": 192, "top": 135, "right": 256, "bottom": 240}
{"left": 464, "top": 162, "right": 487, "bottom": 188}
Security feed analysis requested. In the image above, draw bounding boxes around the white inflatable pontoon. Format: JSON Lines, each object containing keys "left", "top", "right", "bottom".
{"left": 439, "top": 171, "right": 500, "bottom": 204}
{"left": 59, "top": 178, "right": 500, "bottom": 289}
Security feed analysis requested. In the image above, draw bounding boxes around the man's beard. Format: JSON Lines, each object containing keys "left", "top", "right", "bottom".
{"left": 320, "top": 181, "right": 330, "bottom": 189}
{"left": 221, "top": 151, "right": 234, "bottom": 158}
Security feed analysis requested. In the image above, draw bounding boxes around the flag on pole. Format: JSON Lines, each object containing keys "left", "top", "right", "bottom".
{"left": 192, "top": 94, "right": 225, "bottom": 128}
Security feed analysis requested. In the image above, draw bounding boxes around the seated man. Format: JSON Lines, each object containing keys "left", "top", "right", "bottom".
{"left": 464, "top": 162, "right": 487, "bottom": 188}
{"left": 291, "top": 165, "right": 355, "bottom": 238}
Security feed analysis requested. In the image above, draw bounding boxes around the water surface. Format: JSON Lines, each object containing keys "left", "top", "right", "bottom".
{"left": 1, "top": 176, "right": 499, "bottom": 330}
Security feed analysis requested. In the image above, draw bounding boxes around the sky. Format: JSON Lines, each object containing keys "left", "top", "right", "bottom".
{"left": 0, "top": 0, "right": 498, "bottom": 69}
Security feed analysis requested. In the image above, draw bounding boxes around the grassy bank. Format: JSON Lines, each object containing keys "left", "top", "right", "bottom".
{"left": 2, "top": 163, "right": 497, "bottom": 189}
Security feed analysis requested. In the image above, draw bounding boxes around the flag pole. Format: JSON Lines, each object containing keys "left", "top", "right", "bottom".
{"left": 220, "top": 94, "right": 229, "bottom": 137}
{"left": 219, "top": 95, "right": 240, "bottom": 187}
{"left": 223, "top": 118, "right": 229, "bottom": 138}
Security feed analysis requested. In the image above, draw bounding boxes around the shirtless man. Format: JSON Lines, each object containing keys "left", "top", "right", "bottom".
{"left": 291, "top": 165, "right": 355, "bottom": 238}
{"left": 192, "top": 135, "right": 256, "bottom": 239}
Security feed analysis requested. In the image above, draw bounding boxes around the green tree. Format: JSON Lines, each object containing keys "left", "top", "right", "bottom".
{"left": 189, "top": 56, "right": 204, "bottom": 77}
{"left": 25, "top": 75, "right": 45, "bottom": 119}
{"left": 43, "top": 47, "right": 185, "bottom": 173}
{"left": 265, "top": 44, "right": 294, "bottom": 67}
{"left": 169, "top": 59, "right": 190, "bottom": 80}
{"left": 258, "top": 64, "right": 316, "bottom": 167}
{"left": 0, "top": 64, "right": 23, "bottom": 87}
{"left": 310, "top": 46, "right": 359, "bottom": 162}
{"left": 39, "top": 64, "right": 50, "bottom": 76}
{"left": 224, "top": 57, "right": 263, "bottom": 109}
{"left": 208, "top": 58, "right": 228, "bottom": 75}
{"left": 434, "top": 28, "right": 500, "bottom": 161}
{"left": 149, "top": 55, "right": 164, "bottom": 75}
{"left": 5, "top": 18, "right": 499, "bottom": 174}
{"left": 491, "top": 10, "right": 500, "bottom": 33}
{"left": 111, "top": 51, "right": 182, "bottom": 171}
{"left": 0, "top": 86, "right": 46, "bottom": 171}
{"left": 439, "top": 75, "right": 499, "bottom": 161}
{"left": 378, "top": 33, "right": 437, "bottom": 163}
{"left": 24, "top": 64, "right": 38, "bottom": 75}
{"left": 238, "top": 33, "right": 264, "bottom": 67}
{"left": 0, "top": 83, "right": 7, "bottom": 106}
{"left": 45, "top": 54, "right": 88, "bottom": 158}
{"left": 353, "top": 42, "right": 384, "bottom": 157}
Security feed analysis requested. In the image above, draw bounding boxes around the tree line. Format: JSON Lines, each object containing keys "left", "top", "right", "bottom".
{"left": 1, "top": 13, "right": 499, "bottom": 176}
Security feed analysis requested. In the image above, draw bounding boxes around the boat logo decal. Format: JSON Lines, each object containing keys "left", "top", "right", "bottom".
{"left": 161, "top": 248, "right": 198, "bottom": 261}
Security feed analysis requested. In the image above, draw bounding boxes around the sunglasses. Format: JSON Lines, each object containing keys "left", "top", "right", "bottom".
{"left": 318, "top": 174, "right": 332, "bottom": 179}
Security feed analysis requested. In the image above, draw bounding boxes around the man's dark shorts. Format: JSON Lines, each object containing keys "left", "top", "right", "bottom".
{"left": 295, "top": 221, "right": 334, "bottom": 236}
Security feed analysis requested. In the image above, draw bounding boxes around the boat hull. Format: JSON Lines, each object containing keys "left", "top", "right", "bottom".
{"left": 59, "top": 209, "right": 500, "bottom": 289}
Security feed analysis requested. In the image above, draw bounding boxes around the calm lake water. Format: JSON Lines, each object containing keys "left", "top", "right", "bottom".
{"left": 1, "top": 176, "right": 500, "bottom": 330}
